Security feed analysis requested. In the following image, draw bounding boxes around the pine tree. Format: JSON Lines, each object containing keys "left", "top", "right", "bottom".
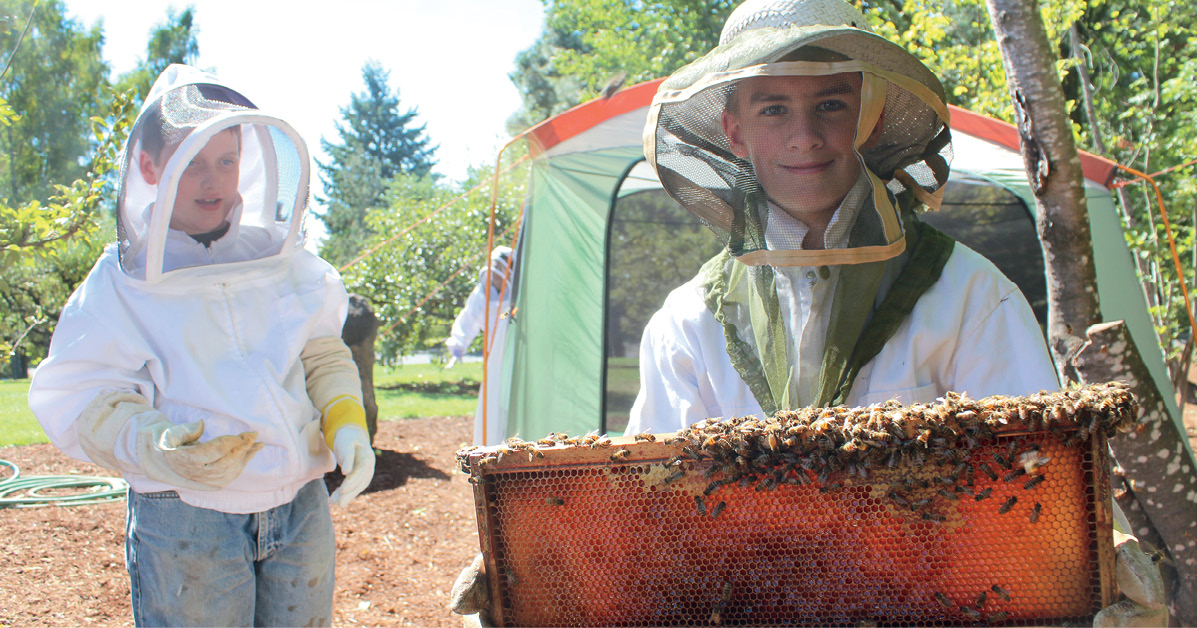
{"left": 317, "top": 61, "right": 438, "bottom": 266}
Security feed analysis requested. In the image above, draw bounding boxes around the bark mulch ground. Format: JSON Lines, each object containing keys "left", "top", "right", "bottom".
{"left": 0, "top": 416, "right": 479, "bottom": 627}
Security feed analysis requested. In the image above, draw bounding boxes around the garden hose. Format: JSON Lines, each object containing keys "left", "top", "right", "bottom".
{"left": 0, "top": 458, "right": 128, "bottom": 508}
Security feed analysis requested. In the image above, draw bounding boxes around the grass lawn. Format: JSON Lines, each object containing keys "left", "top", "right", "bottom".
{"left": 0, "top": 379, "right": 41, "bottom": 447}
{"left": 0, "top": 361, "right": 485, "bottom": 447}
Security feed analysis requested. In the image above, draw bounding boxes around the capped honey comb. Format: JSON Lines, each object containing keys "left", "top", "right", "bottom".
{"left": 457, "top": 383, "right": 1134, "bottom": 626}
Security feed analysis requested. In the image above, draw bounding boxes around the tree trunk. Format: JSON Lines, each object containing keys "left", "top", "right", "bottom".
{"left": 985, "top": 0, "right": 1100, "bottom": 383}
{"left": 986, "top": 1, "right": 1197, "bottom": 623}
{"left": 342, "top": 293, "right": 380, "bottom": 444}
{"left": 1076, "top": 321, "right": 1197, "bottom": 622}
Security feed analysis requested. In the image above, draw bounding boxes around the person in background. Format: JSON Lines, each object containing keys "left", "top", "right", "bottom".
{"left": 28, "top": 64, "right": 373, "bottom": 627}
{"left": 444, "top": 245, "right": 514, "bottom": 446}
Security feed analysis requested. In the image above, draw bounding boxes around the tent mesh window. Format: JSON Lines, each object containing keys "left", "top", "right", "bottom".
{"left": 603, "top": 180, "right": 724, "bottom": 434}
{"left": 459, "top": 384, "right": 1131, "bottom": 627}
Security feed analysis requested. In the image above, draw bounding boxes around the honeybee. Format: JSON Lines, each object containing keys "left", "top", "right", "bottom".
{"left": 545, "top": 496, "right": 565, "bottom": 506}
{"left": 694, "top": 495, "right": 707, "bottom": 516}
{"left": 960, "top": 605, "right": 982, "bottom": 620}
{"left": 978, "top": 462, "right": 998, "bottom": 481}
{"left": 922, "top": 512, "right": 946, "bottom": 522}
{"left": 974, "top": 487, "right": 993, "bottom": 502}
{"left": 664, "top": 469, "right": 685, "bottom": 485}
{"left": 937, "top": 489, "right": 959, "bottom": 501}
{"left": 610, "top": 449, "right": 630, "bottom": 461}
{"left": 711, "top": 501, "right": 727, "bottom": 518}
{"left": 993, "top": 453, "right": 1013, "bottom": 470}
{"left": 819, "top": 481, "right": 843, "bottom": 494}
{"left": 987, "top": 611, "right": 1009, "bottom": 623}
{"left": 1023, "top": 474, "right": 1045, "bottom": 490}
{"left": 934, "top": 592, "right": 953, "bottom": 608}
{"left": 991, "top": 584, "right": 1011, "bottom": 601}
{"left": 480, "top": 455, "right": 498, "bottom": 465}
{"left": 887, "top": 491, "right": 910, "bottom": 509}
{"left": 1030, "top": 502, "right": 1042, "bottom": 523}
{"left": 974, "top": 591, "right": 987, "bottom": 607}
{"left": 1003, "top": 468, "right": 1026, "bottom": 482}
{"left": 911, "top": 497, "right": 932, "bottom": 510}
{"left": 998, "top": 495, "right": 1018, "bottom": 514}
{"left": 634, "top": 432, "right": 656, "bottom": 442}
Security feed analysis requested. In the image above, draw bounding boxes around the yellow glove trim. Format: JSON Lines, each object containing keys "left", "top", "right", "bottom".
{"left": 322, "top": 395, "right": 367, "bottom": 450}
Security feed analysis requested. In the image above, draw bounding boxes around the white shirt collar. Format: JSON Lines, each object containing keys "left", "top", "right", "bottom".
{"left": 762, "top": 171, "right": 872, "bottom": 251}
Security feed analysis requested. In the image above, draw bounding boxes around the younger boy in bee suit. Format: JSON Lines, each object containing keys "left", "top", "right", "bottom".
{"left": 452, "top": 1, "right": 1165, "bottom": 625}
{"left": 28, "top": 64, "right": 374, "bottom": 627}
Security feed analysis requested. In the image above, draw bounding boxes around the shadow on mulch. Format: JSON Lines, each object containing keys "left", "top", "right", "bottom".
{"left": 324, "top": 447, "right": 451, "bottom": 496}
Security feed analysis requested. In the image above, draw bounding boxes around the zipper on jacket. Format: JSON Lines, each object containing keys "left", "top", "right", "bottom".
{"left": 217, "top": 282, "right": 246, "bottom": 358}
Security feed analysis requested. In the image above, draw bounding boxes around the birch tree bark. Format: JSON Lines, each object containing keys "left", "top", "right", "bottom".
{"left": 986, "top": 0, "right": 1197, "bottom": 623}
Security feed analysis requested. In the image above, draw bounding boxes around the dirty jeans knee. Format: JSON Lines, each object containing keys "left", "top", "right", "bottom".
{"left": 253, "top": 480, "right": 335, "bottom": 627}
{"left": 125, "top": 481, "right": 335, "bottom": 627}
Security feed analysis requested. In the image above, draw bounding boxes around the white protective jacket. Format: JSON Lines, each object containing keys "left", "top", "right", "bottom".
{"left": 29, "top": 65, "right": 352, "bottom": 513}
{"left": 446, "top": 246, "right": 513, "bottom": 446}
{"left": 627, "top": 242, "right": 1060, "bottom": 434}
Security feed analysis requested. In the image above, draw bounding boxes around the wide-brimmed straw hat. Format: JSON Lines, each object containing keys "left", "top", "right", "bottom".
{"left": 643, "top": 0, "right": 952, "bottom": 265}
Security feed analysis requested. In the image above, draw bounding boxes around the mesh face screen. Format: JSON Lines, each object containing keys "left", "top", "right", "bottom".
{"left": 460, "top": 384, "right": 1131, "bottom": 626}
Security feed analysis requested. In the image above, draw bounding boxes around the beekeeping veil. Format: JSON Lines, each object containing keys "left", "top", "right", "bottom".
{"left": 116, "top": 64, "right": 310, "bottom": 283}
{"left": 644, "top": 0, "right": 955, "bottom": 411}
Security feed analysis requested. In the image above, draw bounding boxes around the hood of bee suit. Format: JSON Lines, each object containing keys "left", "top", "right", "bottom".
{"left": 644, "top": 0, "right": 952, "bottom": 267}
{"left": 116, "top": 63, "right": 311, "bottom": 283}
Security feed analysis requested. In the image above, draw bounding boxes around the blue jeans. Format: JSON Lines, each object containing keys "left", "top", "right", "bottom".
{"left": 126, "top": 479, "right": 335, "bottom": 627}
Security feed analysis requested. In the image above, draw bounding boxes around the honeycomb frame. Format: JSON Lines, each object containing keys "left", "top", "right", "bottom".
{"left": 460, "top": 388, "right": 1125, "bottom": 626}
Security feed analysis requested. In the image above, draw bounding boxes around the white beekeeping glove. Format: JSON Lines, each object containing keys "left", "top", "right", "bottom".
{"left": 78, "top": 389, "right": 263, "bottom": 491}
{"left": 329, "top": 424, "right": 374, "bottom": 507}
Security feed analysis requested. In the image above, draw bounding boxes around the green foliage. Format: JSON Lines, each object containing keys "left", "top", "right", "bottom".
{"left": 0, "top": 0, "right": 109, "bottom": 206}
{"left": 861, "top": 0, "right": 1197, "bottom": 373}
{"left": 340, "top": 151, "right": 526, "bottom": 362}
{"left": 1068, "top": 0, "right": 1197, "bottom": 366}
{"left": 0, "top": 88, "right": 136, "bottom": 368}
{"left": 508, "top": 0, "right": 736, "bottom": 132}
{"left": 317, "top": 61, "right": 439, "bottom": 267}
{"left": 0, "top": 4, "right": 193, "bottom": 370}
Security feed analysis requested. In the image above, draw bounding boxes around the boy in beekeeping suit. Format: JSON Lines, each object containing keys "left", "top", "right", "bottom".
{"left": 452, "top": 0, "right": 1165, "bottom": 625}
{"left": 29, "top": 64, "right": 373, "bottom": 627}
{"left": 626, "top": 0, "right": 1059, "bottom": 432}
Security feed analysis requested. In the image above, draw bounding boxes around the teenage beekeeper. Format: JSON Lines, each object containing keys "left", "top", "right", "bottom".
{"left": 451, "top": 0, "right": 1166, "bottom": 625}
{"left": 444, "top": 245, "right": 515, "bottom": 446}
{"left": 28, "top": 64, "right": 373, "bottom": 627}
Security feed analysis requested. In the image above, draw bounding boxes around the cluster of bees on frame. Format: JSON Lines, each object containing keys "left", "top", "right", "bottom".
{"left": 649, "top": 381, "right": 1136, "bottom": 522}
{"left": 464, "top": 382, "right": 1135, "bottom": 523}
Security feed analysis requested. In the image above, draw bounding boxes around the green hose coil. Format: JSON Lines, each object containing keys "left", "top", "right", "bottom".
{"left": 0, "top": 458, "right": 128, "bottom": 508}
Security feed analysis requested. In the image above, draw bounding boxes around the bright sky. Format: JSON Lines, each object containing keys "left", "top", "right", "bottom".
{"left": 61, "top": 0, "right": 546, "bottom": 222}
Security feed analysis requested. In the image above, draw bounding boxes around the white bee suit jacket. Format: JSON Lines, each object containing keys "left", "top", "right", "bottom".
{"left": 446, "top": 247, "right": 513, "bottom": 446}
{"left": 29, "top": 65, "right": 346, "bottom": 514}
{"left": 627, "top": 244, "right": 1060, "bottom": 434}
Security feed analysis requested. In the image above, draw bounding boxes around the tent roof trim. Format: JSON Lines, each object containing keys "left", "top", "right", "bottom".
{"left": 522, "top": 79, "right": 1121, "bottom": 190}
